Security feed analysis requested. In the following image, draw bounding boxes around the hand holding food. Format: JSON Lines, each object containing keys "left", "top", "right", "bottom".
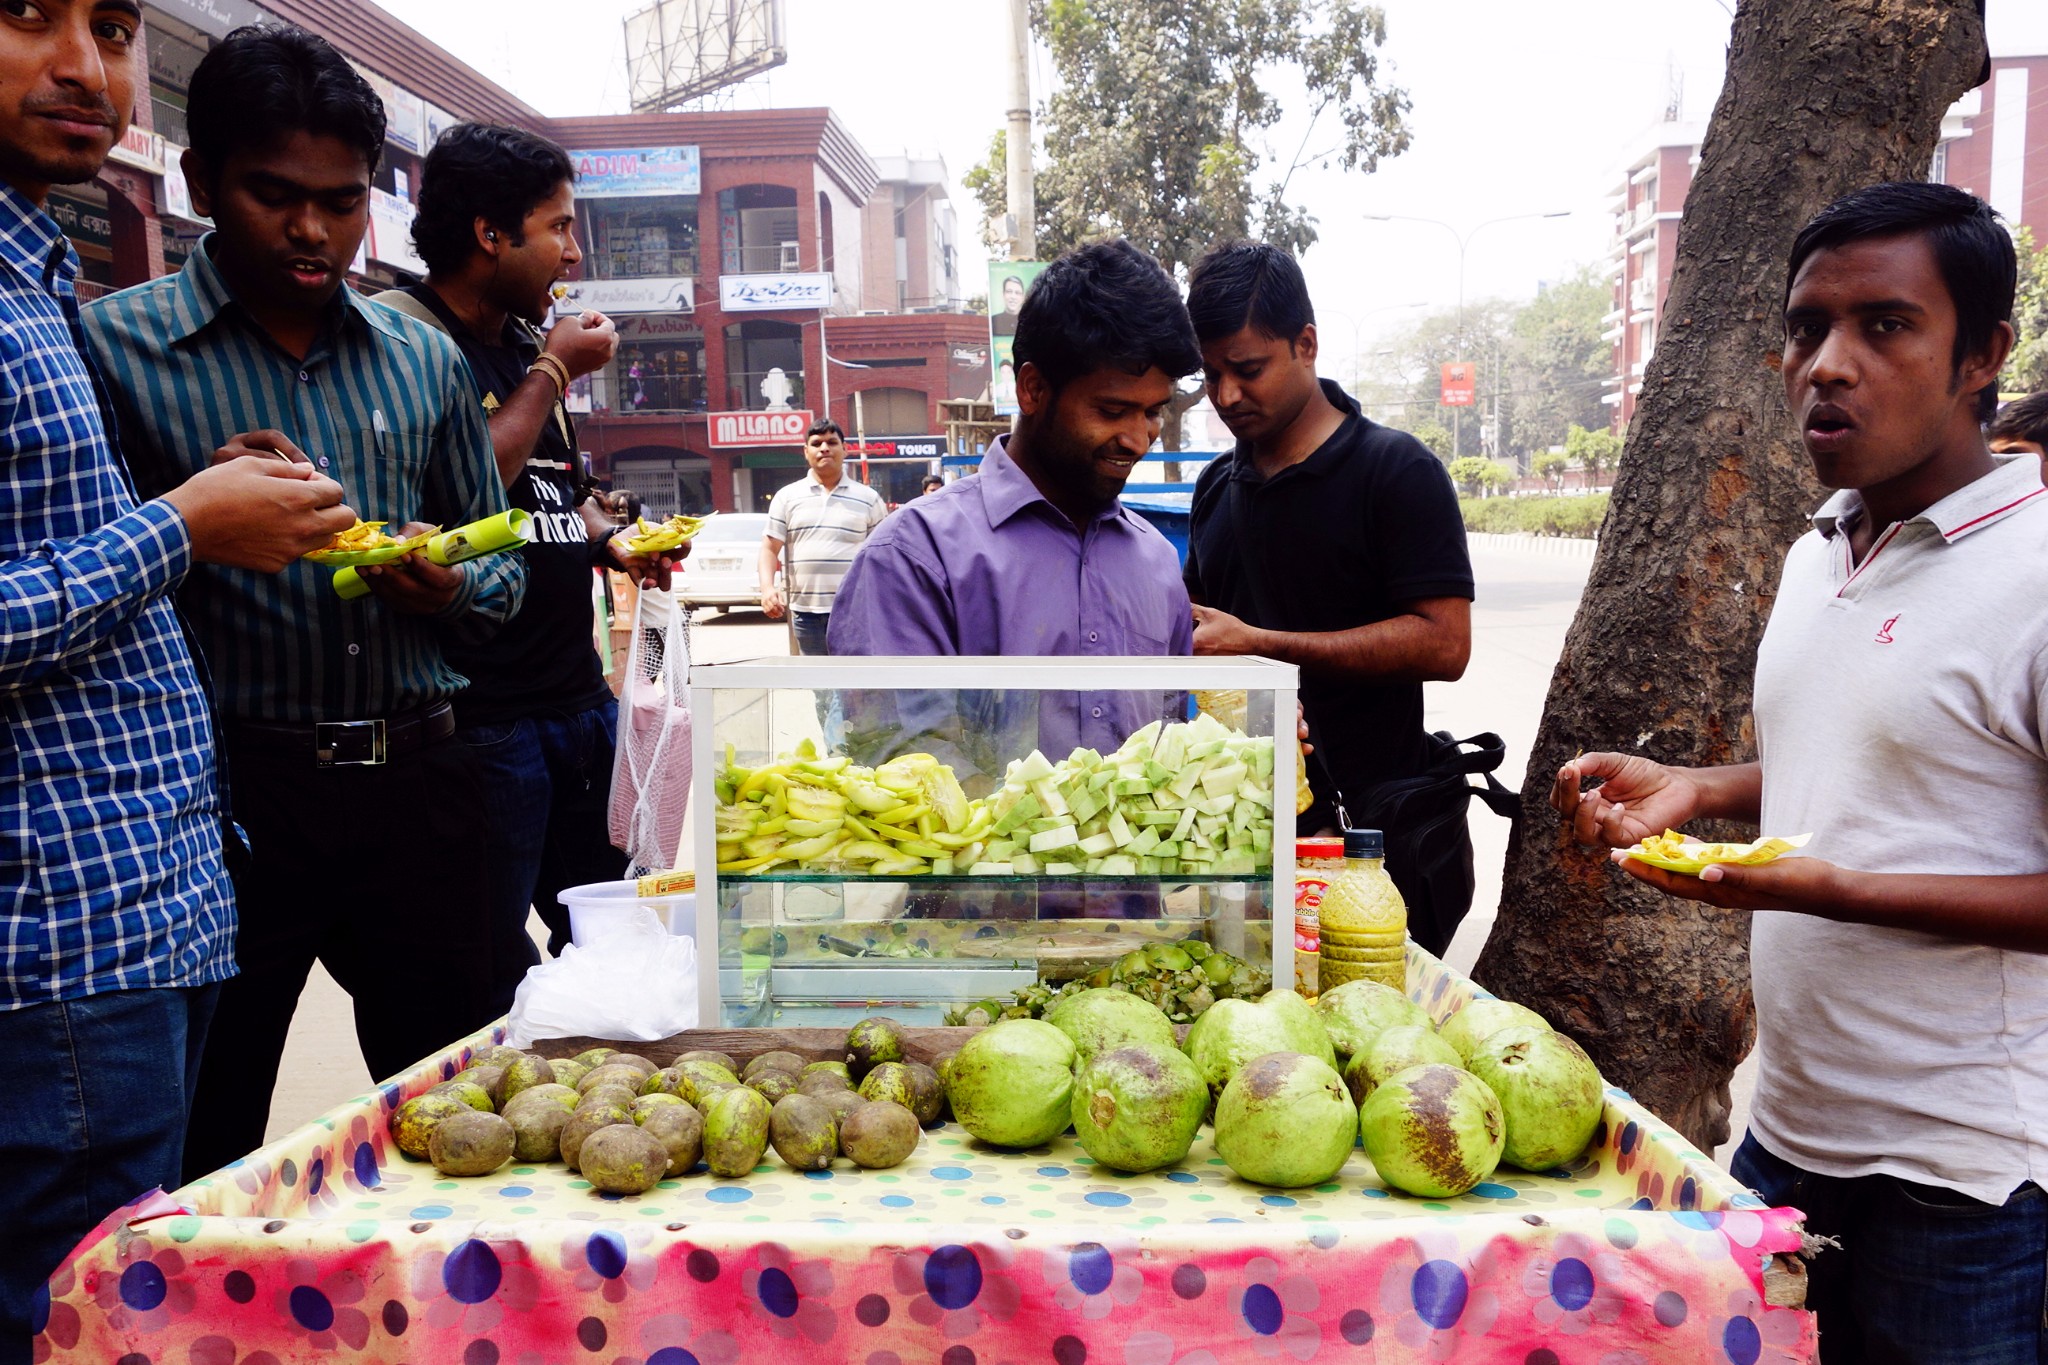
{"left": 303, "top": 518, "right": 438, "bottom": 565}
{"left": 1620, "top": 829, "right": 1811, "bottom": 876}
{"left": 623, "top": 513, "right": 711, "bottom": 555}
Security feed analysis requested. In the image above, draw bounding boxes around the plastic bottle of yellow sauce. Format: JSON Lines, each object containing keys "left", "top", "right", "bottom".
{"left": 1317, "top": 828, "right": 1407, "bottom": 993}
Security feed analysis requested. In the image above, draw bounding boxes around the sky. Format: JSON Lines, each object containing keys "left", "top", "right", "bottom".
{"left": 377, "top": 0, "right": 2048, "bottom": 373}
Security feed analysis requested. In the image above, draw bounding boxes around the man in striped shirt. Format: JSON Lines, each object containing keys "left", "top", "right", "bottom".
{"left": 0, "top": 4, "right": 355, "bottom": 1358}
{"left": 760, "top": 418, "right": 889, "bottom": 655}
{"left": 83, "top": 25, "right": 527, "bottom": 1182}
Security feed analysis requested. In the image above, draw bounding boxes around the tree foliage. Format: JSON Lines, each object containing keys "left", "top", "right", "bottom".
{"left": 969, "top": 0, "right": 1411, "bottom": 272}
{"left": 2008, "top": 227, "right": 2048, "bottom": 396}
{"left": 1532, "top": 450, "right": 1570, "bottom": 491}
{"left": 1564, "top": 423, "right": 1622, "bottom": 480}
{"left": 1357, "top": 269, "right": 1611, "bottom": 466}
{"left": 1445, "top": 456, "right": 1492, "bottom": 495}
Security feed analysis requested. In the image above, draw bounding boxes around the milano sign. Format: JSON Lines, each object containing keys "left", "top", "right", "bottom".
{"left": 708, "top": 410, "right": 815, "bottom": 449}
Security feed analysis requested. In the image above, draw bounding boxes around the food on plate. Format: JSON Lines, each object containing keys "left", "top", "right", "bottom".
{"left": 621, "top": 513, "right": 711, "bottom": 555}
{"left": 1624, "top": 829, "right": 1813, "bottom": 876}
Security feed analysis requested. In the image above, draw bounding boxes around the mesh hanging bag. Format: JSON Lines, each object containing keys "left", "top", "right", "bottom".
{"left": 609, "top": 586, "right": 694, "bottom": 872}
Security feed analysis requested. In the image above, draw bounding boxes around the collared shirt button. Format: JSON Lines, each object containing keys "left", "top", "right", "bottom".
{"left": 297, "top": 370, "right": 310, "bottom": 383}
{"left": 316, "top": 457, "right": 329, "bottom": 469}
{"left": 1091, "top": 707, "right": 1103, "bottom": 719}
{"left": 346, "top": 644, "right": 360, "bottom": 656}
{"left": 1088, "top": 631, "right": 1098, "bottom": 643}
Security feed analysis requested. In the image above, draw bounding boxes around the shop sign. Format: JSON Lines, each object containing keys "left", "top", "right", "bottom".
{"left": 106, "top": 126, "right": 164, "bottom": 175}
{"left": 950, "top": 344, "right": 989, "bottom": 368}
{"left": 353, "top": 65, "right": 425, "bottom": 154}
{"left": 1440, "top": 362, "right": 1475, "bottom": 407}
{"left": 46, "top": 193, "right": 113, "bottom": 251}
{"left": 613, "top": 314, "right": 705, "bottom": 340}
{"left": 422, "top": 101, "right": 458, "bottom": 151}
{"left": 367, "top": 188, "right": 425, "bottom": 275}
{"left": 158, "top": 143, "right": 209, "bottom": 225}
{"left": 571, "top": 146, "right": 701, "bottom": 200}
{"left": 559, "top": 276, "right": 695, "bottom": 315}
{"left": 149, "top": 0, "right": 269, "bottom": 38}
{"left": 719, "top": 272, "right": 833, "bottom": 312}
{"left": 708, "top": 409, "right": 813, "bottom": 449}
{"left": 846, "top": 436, "right": 945, "bottom": 459}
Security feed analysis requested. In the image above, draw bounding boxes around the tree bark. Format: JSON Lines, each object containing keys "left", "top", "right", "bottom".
{"left": 1474, "top": 0, "right": 1986, "bottom": 1152}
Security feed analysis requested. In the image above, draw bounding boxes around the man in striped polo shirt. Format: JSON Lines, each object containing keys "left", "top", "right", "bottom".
{"left": 760, "top": 418, "right": 888, "bottom": 655}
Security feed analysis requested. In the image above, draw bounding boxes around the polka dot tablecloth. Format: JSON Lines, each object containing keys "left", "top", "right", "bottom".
{"left": 36, "top": 948, "right": 1816, "bottom": 1363}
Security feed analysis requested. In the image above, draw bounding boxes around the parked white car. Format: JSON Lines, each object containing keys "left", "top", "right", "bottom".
{"left": 673, "top": 512, "right": 771, "bottom": 613}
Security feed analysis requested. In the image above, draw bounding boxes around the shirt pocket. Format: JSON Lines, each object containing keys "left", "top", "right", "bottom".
{"left": 1124, "top": 628, "right": 1171, "bottom": 657}
{"left": 339, "top": 427, "right": 434, "bottom": 522}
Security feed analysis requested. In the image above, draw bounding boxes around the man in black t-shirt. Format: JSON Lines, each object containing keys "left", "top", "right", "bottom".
{"left": 382, "top": 124, "right": 680, "bottom": 970}
{"left": 1183, "top": 242, "right": 1477, "bottom": 953}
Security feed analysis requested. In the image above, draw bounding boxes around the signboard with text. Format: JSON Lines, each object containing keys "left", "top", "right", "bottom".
{"left": 559, "top": 276, "right": 695, "bottom": 315}
{"left": 106, "top": 127, "right": 165, "bottom": 176}
{"left": 367, "top": 188, "right": 426, "bottom": 276}
{"left": 150, "top": 0, "right": 268, "bottom": 38}
{"left": 719, "top": 273, "right": 833, "bottom": 312}
{"left": 708, "top": 411, "right": 811, "bottom": 448}
{"left": 708, "top": 410, "right": 814, "bottom": 449}
{"left": 1440, "top": 362, "right": 1476, "bottom": 407}
{"left": 845, "top": 436, "right": 946, "bottom": 459}
{"left": 571, "top": 146, "right": 702, "bottom": 200}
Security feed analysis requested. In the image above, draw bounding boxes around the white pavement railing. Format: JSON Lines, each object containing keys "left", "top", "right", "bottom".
{"left": 1466, "top": 531, "right": 1600, "bottom": 559}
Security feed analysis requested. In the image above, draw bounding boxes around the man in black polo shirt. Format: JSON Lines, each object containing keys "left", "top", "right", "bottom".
{"left": 382, "top": 123, "right": 678, "bottom": 969}
{"left": 1183, "top": 241, "right": 1476, "bottom": 953}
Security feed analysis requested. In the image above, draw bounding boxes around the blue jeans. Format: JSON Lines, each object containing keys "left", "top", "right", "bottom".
{"left": 4, "top": 983, "right": 218, "bottom": 1365}
{"left": 1731, "top": 1132, "right": 2047, "bottom": 1363}
{"left": 461, "top": 700, "right": 627, "bottom": 962}
{"left": 790, "top": 608, "right": 832, "bottom": 655}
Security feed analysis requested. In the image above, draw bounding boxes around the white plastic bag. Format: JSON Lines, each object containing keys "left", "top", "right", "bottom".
{"left": 505, "top": 909, "right": 698, "bottom": 1045}
{"left": 609, "top": 584, "right": 694, "bottom": 871}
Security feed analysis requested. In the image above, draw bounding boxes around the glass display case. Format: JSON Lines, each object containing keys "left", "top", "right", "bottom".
{"left": 690, "top": 656, "right": 1300, "bottom": 1027}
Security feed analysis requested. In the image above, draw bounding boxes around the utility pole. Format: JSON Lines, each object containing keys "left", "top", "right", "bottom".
{"left": 1004, "top": 0, "right": 1036, "bottom": 261}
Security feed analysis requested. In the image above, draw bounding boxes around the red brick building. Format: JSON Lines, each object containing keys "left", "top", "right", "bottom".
{"left": 1603, "top": 54, "right": 2048, "bottom": 428}
{"left": 90, "top": 2, "right": 980, "bottom": 514}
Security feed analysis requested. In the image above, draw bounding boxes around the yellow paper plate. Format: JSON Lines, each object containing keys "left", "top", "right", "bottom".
{"left": 303, "top": 526, "right": 437, "bottom": 566}
{"left": 1624, "top": 830, "right": 1812, "bottom": 876}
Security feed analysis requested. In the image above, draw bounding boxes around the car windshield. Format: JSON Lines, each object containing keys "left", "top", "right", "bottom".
{"left": 693, "top": 515, "right": 767, "bottom": 544}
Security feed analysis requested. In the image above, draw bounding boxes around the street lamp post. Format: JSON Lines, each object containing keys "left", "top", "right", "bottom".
{"left": 1362, "top": 210, "right": 1571, "bottom": 458}
{"left": 1321, "top": 300, "right": 1426, "bottom": 395}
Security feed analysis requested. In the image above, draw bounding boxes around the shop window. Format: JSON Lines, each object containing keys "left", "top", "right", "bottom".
{"left": 849, "top": 386, "right": 928, "bottom": 436}
{"left": 724, "top": 319, "right": 805, "bottom": 411}
{"left": 720, "top": 184, "right": 800, "bottom": 274}
{"left": 818, "top": 190, "right": 834, "bottom": 275}
{"left": 608, "top": 333, "right": 707, "bottom": 414}
{"left": 587, "top": 195, "right": 700, "bottom": 279}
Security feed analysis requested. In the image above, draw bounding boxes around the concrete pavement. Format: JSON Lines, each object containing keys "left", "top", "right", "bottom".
{"left": 261, "top": 542, "right": 1753, "bottom": 1161}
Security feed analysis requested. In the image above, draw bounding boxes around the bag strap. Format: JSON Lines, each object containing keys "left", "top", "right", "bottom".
{"left": 1428, "top": 730, "right": 1521, "bottom": 821}
{"left": 369, "top": 287, "right": 448, "bottom": 335}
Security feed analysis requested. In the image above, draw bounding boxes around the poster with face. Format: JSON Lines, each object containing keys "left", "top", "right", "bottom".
{"left": 987, "top": 261, "right": 1047, "bottom": 414}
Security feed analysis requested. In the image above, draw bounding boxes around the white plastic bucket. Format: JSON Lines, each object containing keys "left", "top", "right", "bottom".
{"left": 558, "top": 880, "right": 697, "bottom": 948}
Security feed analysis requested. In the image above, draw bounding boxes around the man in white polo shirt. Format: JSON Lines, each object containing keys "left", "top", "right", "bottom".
{"left": 1552, "top": 182, "right": 2045, "bottom": 1361}
{"left": 760, "top": 418, "right": 888, "bottom": 654}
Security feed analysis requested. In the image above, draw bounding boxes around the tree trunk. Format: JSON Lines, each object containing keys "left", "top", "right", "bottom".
{"left": 1473, "top": 0, "right": 1986, "bottom": 1152}
{"left": 1159, "top": 386, "right": 1206, "bottom": 481}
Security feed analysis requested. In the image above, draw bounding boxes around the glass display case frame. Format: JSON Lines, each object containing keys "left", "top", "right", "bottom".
{"left": 689, "top": 655, "right": 1300, "bottom": 1026}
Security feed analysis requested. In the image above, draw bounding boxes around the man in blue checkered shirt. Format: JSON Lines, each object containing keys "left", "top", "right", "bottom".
{"left": 0, "top": 6, "right": 356, "bottom": 1359}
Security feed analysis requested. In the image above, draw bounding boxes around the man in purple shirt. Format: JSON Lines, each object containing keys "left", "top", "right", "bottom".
{"left": 828, "top": 240, "right": 1200, "bottom": 781}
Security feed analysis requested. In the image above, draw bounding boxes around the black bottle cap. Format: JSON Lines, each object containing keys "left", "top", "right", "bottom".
{"left": 1343, "top": 828, "right": 1384, "bottom": 859}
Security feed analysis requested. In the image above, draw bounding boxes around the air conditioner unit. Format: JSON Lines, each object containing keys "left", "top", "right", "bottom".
{"left": 779, "top": 241, "right": 802, "bottom": 272}
{"left": 859, "top": 309, "right": 889, "bottom": 316}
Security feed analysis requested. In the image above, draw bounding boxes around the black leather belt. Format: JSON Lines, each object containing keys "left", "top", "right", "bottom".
{"left": 229, "top": 701, "right": 456, "bottom": 767}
